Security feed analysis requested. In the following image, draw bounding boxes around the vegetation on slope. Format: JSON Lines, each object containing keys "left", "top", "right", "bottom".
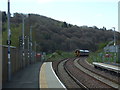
{"left": 2, "top": 12, "right": 120, "bottom": 53}
{"left": 46, "top": 50, "right": 74, "bottom": 62}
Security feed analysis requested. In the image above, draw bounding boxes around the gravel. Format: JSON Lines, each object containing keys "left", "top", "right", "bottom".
{"left": 78, "top": 57, "right": 119, "bottom": 85}
{"left": 52, "top": 57, "right": 117, "bottom": 89}
{"left": 65, "top": 58, "right": 114, "bottom": 89}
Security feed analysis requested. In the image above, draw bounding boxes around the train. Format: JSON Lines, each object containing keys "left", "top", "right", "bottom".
{"left": 75, "top": 49, "right": 89, "bottom": 57}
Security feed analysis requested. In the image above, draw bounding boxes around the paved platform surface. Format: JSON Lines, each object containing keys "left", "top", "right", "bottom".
{"left": 3, "top": 62, "right": 42, "bottom": 88}
{"left": 93, "top": 62, "right": 120, "bottom": 73}
{"left": 40, "top": 62, "right": 66, "bottom": 89}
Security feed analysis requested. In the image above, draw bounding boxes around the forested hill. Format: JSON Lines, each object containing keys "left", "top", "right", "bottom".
{"left": 2, "top": 12, "right": 120, "bottom": 53}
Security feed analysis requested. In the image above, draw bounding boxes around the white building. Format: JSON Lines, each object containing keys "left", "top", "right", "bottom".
{"left": 104, "top": 45, "right": 118, "bottom": 52}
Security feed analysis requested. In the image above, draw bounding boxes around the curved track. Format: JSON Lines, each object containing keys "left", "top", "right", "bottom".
{"left": 57, "top": 58, "right": 83, "bottom": 88}
{"left": 53, "top": 57, "right": 119, "bottom": 89}
{"left": 76, "top": 57, "right": 120, "bottom": 88}
{"left": 74, "top": 57, "right": 119, "bottom": 89}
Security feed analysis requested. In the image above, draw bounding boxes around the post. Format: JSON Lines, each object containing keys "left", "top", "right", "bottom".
{"left": 118, "top": 2, "right": 120, "bottom": 63}
{"left": 0, "top": 11, "right": 2, "bottom": 89}
{"left": 28, "top": 36, "right": 30, "bottom": 64}
{"left": 113, "top": 27, "right": 116, "bottom": 63}
{"left": 119, "top": 45, "right": 120, "bottom": 63}
{"left": 7, "top": 0, "right": 11, "bottom": 81}
{"left": 34, "top": 41, "right": 36, "bottom": 63}
{"left": 22, "top": 16, "right": 25, "bottom": 67}
{"left": 30, "top": 26, "right": 32, "bottom": 64}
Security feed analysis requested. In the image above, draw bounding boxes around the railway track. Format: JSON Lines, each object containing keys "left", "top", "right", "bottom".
{"left": 74, "top": 57, "right": 119, "bottom": 89}
{"left": 77, "top": 57, "right": 120, "bottom": 87}
{"left": 53, "top": 57, "right": 118, "bottom": 89}
{"left": 57, "top": 58, "right": 82, "bottom": 88}
{"left": 64, "top": 60, "right": 88, "bottom": 89}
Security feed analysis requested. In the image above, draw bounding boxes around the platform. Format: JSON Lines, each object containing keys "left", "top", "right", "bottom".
{"left": 39, "top": 62, "right": 66, "bottom": 89}
{"left": 93, "top": 62, "right": 120, "bottom": 73}
{"left": 3, "top": 62, "right": 42, "bottom": 88}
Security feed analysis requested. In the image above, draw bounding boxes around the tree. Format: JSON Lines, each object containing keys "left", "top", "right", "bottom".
{"left": 62, "top": 22, "right": 68, "bottom": 28}
{"left": 103, "top": 26, "right": 106, "bottom": 30}
{"left": 2, "top": 12, "right": 119, "bottom": 53}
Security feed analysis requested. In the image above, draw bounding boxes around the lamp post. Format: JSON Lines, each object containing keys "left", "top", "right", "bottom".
{"left": 21, "top": 14, "right": 28, "bottom": 66}
{"left": 112, "top": 27, "right": 116, "bottom": 63}
{"left": 34, "top": 41, "right": 36, "bottom": 63}
{"left": 27, "top": 36, "right": 30, "bottom": 64}
{"left": 7, "top": 0, "right": 11, "bottom": 81}
{"left": 30, "top": 26, "right": 32, "bottom": 64}
{"left": 22, "top": 15, "right": 25, "bottom": 67}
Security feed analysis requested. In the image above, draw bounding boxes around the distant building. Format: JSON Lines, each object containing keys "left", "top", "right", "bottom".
{"left": 104, "top": 45, "right": 118, "bottom": 52}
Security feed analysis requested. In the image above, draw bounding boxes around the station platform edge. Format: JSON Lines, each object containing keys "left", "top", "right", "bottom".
{"left": 39, "top": 62, "right": 66, "bottom": 89}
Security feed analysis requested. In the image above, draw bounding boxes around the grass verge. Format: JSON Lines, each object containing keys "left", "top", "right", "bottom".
{"left": 46, "top": 51, "right": 74, "bottom": 62}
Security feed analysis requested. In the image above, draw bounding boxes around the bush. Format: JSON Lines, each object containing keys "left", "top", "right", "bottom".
{"left": 55, "top": 50, "right": 63, "bottom": 56}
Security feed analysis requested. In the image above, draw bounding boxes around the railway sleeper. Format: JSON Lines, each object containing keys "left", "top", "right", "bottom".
{"left": 64, "top": 60, "right": 89, "bottom": 89}
{"left": 94, "top": 65, "right": 120, "bottom": 77}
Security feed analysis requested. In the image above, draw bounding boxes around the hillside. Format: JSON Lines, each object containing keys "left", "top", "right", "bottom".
{"left": 2, "top": 12, "right": 120, "bottom": 53}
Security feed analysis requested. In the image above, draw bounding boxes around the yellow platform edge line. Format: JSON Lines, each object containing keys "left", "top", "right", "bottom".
{"left": 39, "top": 63, "right": 48, "bottom": 88}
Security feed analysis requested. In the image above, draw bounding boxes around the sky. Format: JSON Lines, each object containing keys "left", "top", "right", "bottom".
{"left": 0, "top": 0, "right": 119, "bottom": 31}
